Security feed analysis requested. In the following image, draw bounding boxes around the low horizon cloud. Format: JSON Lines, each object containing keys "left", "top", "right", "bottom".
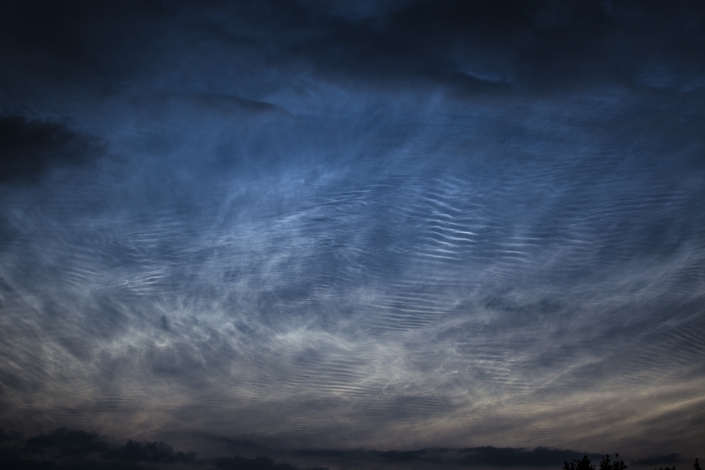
{"left": 2, "top": 427, "right": 690, "bottom": 470}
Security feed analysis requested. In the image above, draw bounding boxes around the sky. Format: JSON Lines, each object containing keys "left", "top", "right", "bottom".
{"left": 1, "top": 1, "right": 704, "bottom": 469}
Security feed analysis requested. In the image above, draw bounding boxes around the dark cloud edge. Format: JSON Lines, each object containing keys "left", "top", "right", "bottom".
{"left": 3, "top": 0, "right": 705, "bottom": 98}
{"left": 0, "top": 115, "right": 105, "bottom": 185}
{"left": 1, "top": 428, "right": 695, "bottom": 470}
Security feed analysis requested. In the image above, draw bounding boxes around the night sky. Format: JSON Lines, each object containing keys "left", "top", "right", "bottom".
{"left": 1, "top": 1, "right": 704, "bottom": 469}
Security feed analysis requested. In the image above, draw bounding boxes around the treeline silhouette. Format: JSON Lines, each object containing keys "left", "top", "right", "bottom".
{"left": 564, "top": 454, "right": 701, "bottom": 470}
{"left": 2, "top": 428, "right": 701, "bottom": 470}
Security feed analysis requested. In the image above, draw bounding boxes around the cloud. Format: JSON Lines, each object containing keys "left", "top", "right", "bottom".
{"left": 3, "top": 0, "right": 703, "bottom": 101}
{"left": 376, "top": 448, "right": 433, "bottom": 462}
{"left": 0, "top": 0, "right": 167, "bottom": 87}
{"left": 214, "top": 455, "right": 302, "bottom": 470}
{"left": 3, "top": 429, "right": 618, "bottom": 470}
{"left": 162, "top": 0, "right": 705, "bottom": 93}
{"left": 208, "top": 436, "right": 259, "bottom": 449}
{"left": 0, "top": 0, "right": 704, "bottom": 461}
{"left": 0, "top": 428, "right": 23, "bottom": 443}
{"left": 102, "top": 440, "right": 196, "bottom": 463}
{"left": 459, "top": 447, "right": 603, "bottom": 467}
{"left": 0, "top": 458, "right": 149, "bottom": 470}
{"left": 0, "top": 430, "right": 330, "bottom": 470}
{"left": 8, "top": 428, "right": 195, "bottom": 465}
{"left": 634, "top": 454, "right": 681, "bottom": 466}
{"left": 296, "top": 446, "right": 605, "bottom": 467}
{"left": 0, "top": 116, "right": 101, "bottom": 183}
{"left": 24, "top": 428, "right": 109, "bottom": 456}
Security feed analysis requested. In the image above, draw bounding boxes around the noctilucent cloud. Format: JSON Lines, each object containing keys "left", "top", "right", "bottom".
{"left": 1, "top": 1, "right": 704, "bottom": 469}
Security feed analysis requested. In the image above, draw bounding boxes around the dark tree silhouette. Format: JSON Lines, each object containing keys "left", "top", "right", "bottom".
{"left": 648, "top": 457, "right": 702, "bottom": 470}
{"left": 600, "top": 454, "right": 628, "bottom": 470}
{"left": 564, "top": 455, "right": 596, "bottom": 470}
{"left": 563, "top": 454, "right": 703, "bottom": 470}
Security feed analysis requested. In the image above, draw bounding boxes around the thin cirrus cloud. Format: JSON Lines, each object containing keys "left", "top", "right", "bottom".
{"left": 0, "top": 0, "right": 704, "bottom": 466}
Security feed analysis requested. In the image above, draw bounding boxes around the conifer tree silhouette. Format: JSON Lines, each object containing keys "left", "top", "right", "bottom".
{"left": 564, "top": 455, "right": 596, "bottom": 470}
{"left": 601, "top": 454, "right": 628, "bottom": 470}
{"left": 562, "top": 454, "right": 701, "bottom": 470}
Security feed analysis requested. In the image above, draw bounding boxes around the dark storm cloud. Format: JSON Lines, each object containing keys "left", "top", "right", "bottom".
{"left": 0, "top": 459, "right": 150, "bottom": 470}
{"left": 214, "top": 455, "right": 301, "bottom": 470}
{"left": 0, "top": 116, "right": 101, "bottom": 183}
{"left": 15, "top": 428, "right": 195, "bottom": 463}
{"left": 0, "top": 428, "right": 23, "bottom": 443}
{"left": 458, "top": 447, "right": 602, "bottom": 467}
{"left": 24, "top": 428, "right": 109, "bottom": 456}
{"left": 103, "top": 440, "right": 196, "bottom": 463}
{"left": 172, "top": 0, "right": 705, "bottom": 91}
{"left": 2, "top": 0, "right": 704, "bottom": 100}
{"left": 634, "top": 455, "right": 681, "bottom": 467}
{"left": 5, "top": 429, "right": 618, "bottom": 470}
{"left": 295, "top": 447, "right": 604, "bottom": 467}
{"left": 1, "top": 429, "right": 323, "bottom": 470}
{"left": 0, "top": 0, "right": 167, "bottom": 85}
{"left": 207, "top": 436, "right": 259, "bottom": 449}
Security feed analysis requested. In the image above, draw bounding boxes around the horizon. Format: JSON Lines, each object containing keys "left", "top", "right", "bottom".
{"left": 0, "top": 426, "right": 697, "bottom": 470}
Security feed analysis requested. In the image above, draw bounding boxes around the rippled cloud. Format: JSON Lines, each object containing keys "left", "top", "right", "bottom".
{"left": 0, "top": 0, "right": 704, "bottom": 464}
